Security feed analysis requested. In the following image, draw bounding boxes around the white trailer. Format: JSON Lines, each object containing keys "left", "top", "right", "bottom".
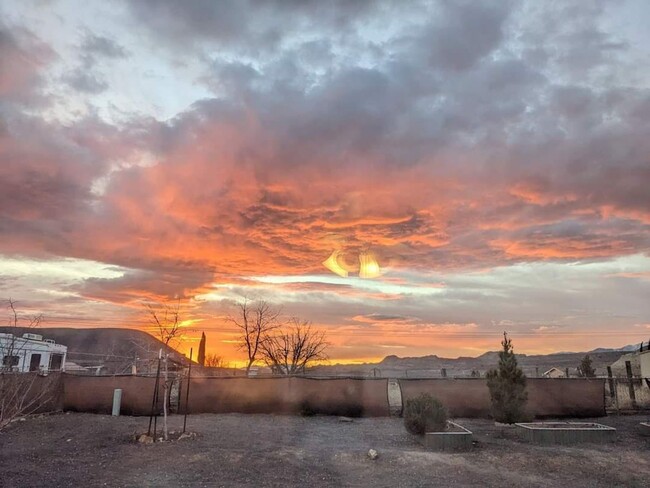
{"left": 0, "top": 332, "right": 68, "bottom": 373}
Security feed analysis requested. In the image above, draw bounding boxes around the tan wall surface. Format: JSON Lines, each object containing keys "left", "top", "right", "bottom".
{"left": 526, "top": 378, "right": 605, "bottom": 417}
{"left": 61, "top": 375, "right": 605, "bottom": 418}
{"left": 399, "top": 378, "right": 606, "bottom": 418}
{"left": 640, "top": 351, "right": 650, "bottom": 379}
{"left": 61, "top": 375, "right": 388, "bottom": 416}
{"left": 63, "top": 375, "right": 158, "bottom": 414}
{"left": 184, "top": 377, "right": 389, "bottom": 416}
{"left": 0, "top": 372, "right": 64, "bottom": 414}
{"left": 399, "top": 379, "right": 491, "bottom": 417}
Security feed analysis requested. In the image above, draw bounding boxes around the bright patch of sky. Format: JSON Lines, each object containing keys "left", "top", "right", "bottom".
{"left": 0, "top": 256, "right": 125, "bottom": 281}
{"left": 3, "top": 0, "right": 210, "bottom": 123}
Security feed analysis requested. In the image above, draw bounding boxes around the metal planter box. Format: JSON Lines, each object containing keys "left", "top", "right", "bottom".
{"left": 515, "top": 422, "right": 616, "bottom": 445}
{"left": 424, "top": 421, "right": 473, "bottom": 451}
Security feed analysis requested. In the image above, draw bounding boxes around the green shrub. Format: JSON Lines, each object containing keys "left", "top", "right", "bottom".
{"left": 403, "top": 393, "right": 448, "bottom": 435}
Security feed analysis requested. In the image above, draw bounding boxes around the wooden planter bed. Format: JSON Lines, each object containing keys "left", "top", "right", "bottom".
{"left": 424, "top": 421, "right": 473, "bottom": 451}
{"left": 515, "top": 422, "right": 616, "bottom": 445}
{"left": 640, "top": 422, "right": 650, "bottom": 436}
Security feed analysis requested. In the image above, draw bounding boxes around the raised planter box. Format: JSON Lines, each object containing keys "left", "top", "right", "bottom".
{"left": 424, "top": 421, "right": 473, "bottom": 451}
{"left": 640, "top": 422, "right": 650, "bottom": 436}
{"left": 515, "top": 422, "right": 616, "bottom": 445}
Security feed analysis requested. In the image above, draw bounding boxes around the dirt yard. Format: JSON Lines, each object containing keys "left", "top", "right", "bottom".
{"left": 1, "top": 413, "right": 649, "bottom": 487}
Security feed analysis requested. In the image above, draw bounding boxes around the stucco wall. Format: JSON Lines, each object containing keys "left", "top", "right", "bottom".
{"left": 399, "top": 378, "right": 606, "bottom": 418}
{"left": 183, "top": 377, "right": 389, "bottom": 416}
{"left": 63, "top": 375, "right": 159, "bottom": 415}
{"left": 399, "top": 379, "right": 491, "bottom": 417}
{"left": 59, "top": 375, "right": 605, "bottom": 418}
{"left": 639, "top": 350, "right": 650, "bottom": 379}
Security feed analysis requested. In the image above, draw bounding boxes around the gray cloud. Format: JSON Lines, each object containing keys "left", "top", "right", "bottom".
{"left": 81, "top": 33, "right": 128, "bottom": 62}
{"left": 123, "top": 0, "right": 383, "bottom": 53}
{"left": 63, "top": 69, "right": 108, "bottom": 94}
{"left": 0, "top": 23, "right": 54, "bottom": 106}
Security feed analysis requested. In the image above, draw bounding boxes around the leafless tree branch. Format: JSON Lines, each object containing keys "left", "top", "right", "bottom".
{"left": 228, "top": 299, "right": 280, "bottom": 373}
{"left": 260, "top": 317, "right": 328, "bottom": 375}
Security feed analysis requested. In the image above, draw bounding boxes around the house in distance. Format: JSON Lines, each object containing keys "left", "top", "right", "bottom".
{"left": 542, "top": 367, "right": 566, "bottom": 378}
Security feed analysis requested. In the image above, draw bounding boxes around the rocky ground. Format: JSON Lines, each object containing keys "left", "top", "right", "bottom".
{"left": 1, "top": 413, "right": 649, "bottom": 487}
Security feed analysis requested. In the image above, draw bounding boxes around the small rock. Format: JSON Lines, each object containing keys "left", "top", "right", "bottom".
{"left": 137, "top": 434, "right": 154, "bottom": 444}
{"left": 367, "top": 449, "right": 378, "bottom": 460}
{"left": 338, "top": 417, "right": 353, "bottom": 423}
{"left": 66, "top": 438, "right": 72, "bottom": 442}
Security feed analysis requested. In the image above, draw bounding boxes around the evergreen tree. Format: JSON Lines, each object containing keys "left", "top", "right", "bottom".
{"left": 577, "top": 354, "right": 596, "bottom": 378}
{"left": 197, "top": 332, "right": 206, "bottom": 367}
{"left": 486, "top": 332, "right": 528, "bottom": 423}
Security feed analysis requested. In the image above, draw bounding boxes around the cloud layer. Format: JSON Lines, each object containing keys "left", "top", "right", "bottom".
{"left": 1, "top": 1, "right": 649, "bottom": 361}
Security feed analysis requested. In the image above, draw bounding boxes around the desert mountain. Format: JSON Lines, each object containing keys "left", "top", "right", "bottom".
{"left": 310, "top": 348, "right": 634, "bottom": 378}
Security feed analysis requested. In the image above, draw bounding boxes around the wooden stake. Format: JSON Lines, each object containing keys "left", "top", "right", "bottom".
{"left": 625, "top": 360, "right": 637, "bottom": 410}
{"left": 147, "top": 351, "right": 162, "bottom": 437}
{"left": 183, "top": 348, "right": 193, "bottom": 434}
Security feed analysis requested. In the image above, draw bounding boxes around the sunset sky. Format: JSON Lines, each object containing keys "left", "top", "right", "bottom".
{"left": 2, "top": 0, "right": 650, "bottom": 365}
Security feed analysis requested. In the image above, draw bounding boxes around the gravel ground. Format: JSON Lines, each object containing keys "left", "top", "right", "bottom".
{"left": 1, "top": 413, "right": 649, "bottom": 487}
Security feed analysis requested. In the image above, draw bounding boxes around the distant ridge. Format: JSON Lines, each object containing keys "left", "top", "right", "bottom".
{"left": 311, "top": 347, "right": 632, "bottom": 377}
{"left": 587, "top": 344, "right": 639, "bottom": 354}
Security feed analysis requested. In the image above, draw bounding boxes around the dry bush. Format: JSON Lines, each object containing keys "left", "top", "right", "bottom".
{"left": 0, "top": 372, "right": 60, "bottom": 430}
{"left": 403, "top": 393, "right": 448, "bottom": 435}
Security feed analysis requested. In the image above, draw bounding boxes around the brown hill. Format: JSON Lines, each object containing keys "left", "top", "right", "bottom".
{"left": 0, "top": 327, "right": 186, "bottom": 374}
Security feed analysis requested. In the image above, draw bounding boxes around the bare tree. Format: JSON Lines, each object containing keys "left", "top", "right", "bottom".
{"left": 147, "top": 300, "right": 183, "bottom": 347}
{"left": 204, "top": 353, "right": 224, "bottom": 368}
{"left": 1, "top": 299, "right": 56, "bottom": 431}
{"left": 1, "top": 299, "right": 43, "bottom": 367}
{"left": 259, "top": 317, "right": 328, "bottom": 375}
{"left": 146, "top": 300, "right": 184, "bottom": 441}
{"left": 229, "top": 299, "right": 280, "bottom": 373}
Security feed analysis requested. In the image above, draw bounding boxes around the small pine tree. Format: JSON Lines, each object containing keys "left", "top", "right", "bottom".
{"left": 197, "top": 332, "right": 206, "bottom": 367}
{"left": 577, "top": 354, "right": 596, "bottom": 378}
{"left": 486, "top": 332, "right": 528, "bottom": 424}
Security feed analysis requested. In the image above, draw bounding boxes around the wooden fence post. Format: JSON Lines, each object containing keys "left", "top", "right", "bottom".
{"left": 606, "top": 366, "right": 618, "bottom": 413}
{"left": 625, "top": 361, "right": 637, "bottom": 410}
